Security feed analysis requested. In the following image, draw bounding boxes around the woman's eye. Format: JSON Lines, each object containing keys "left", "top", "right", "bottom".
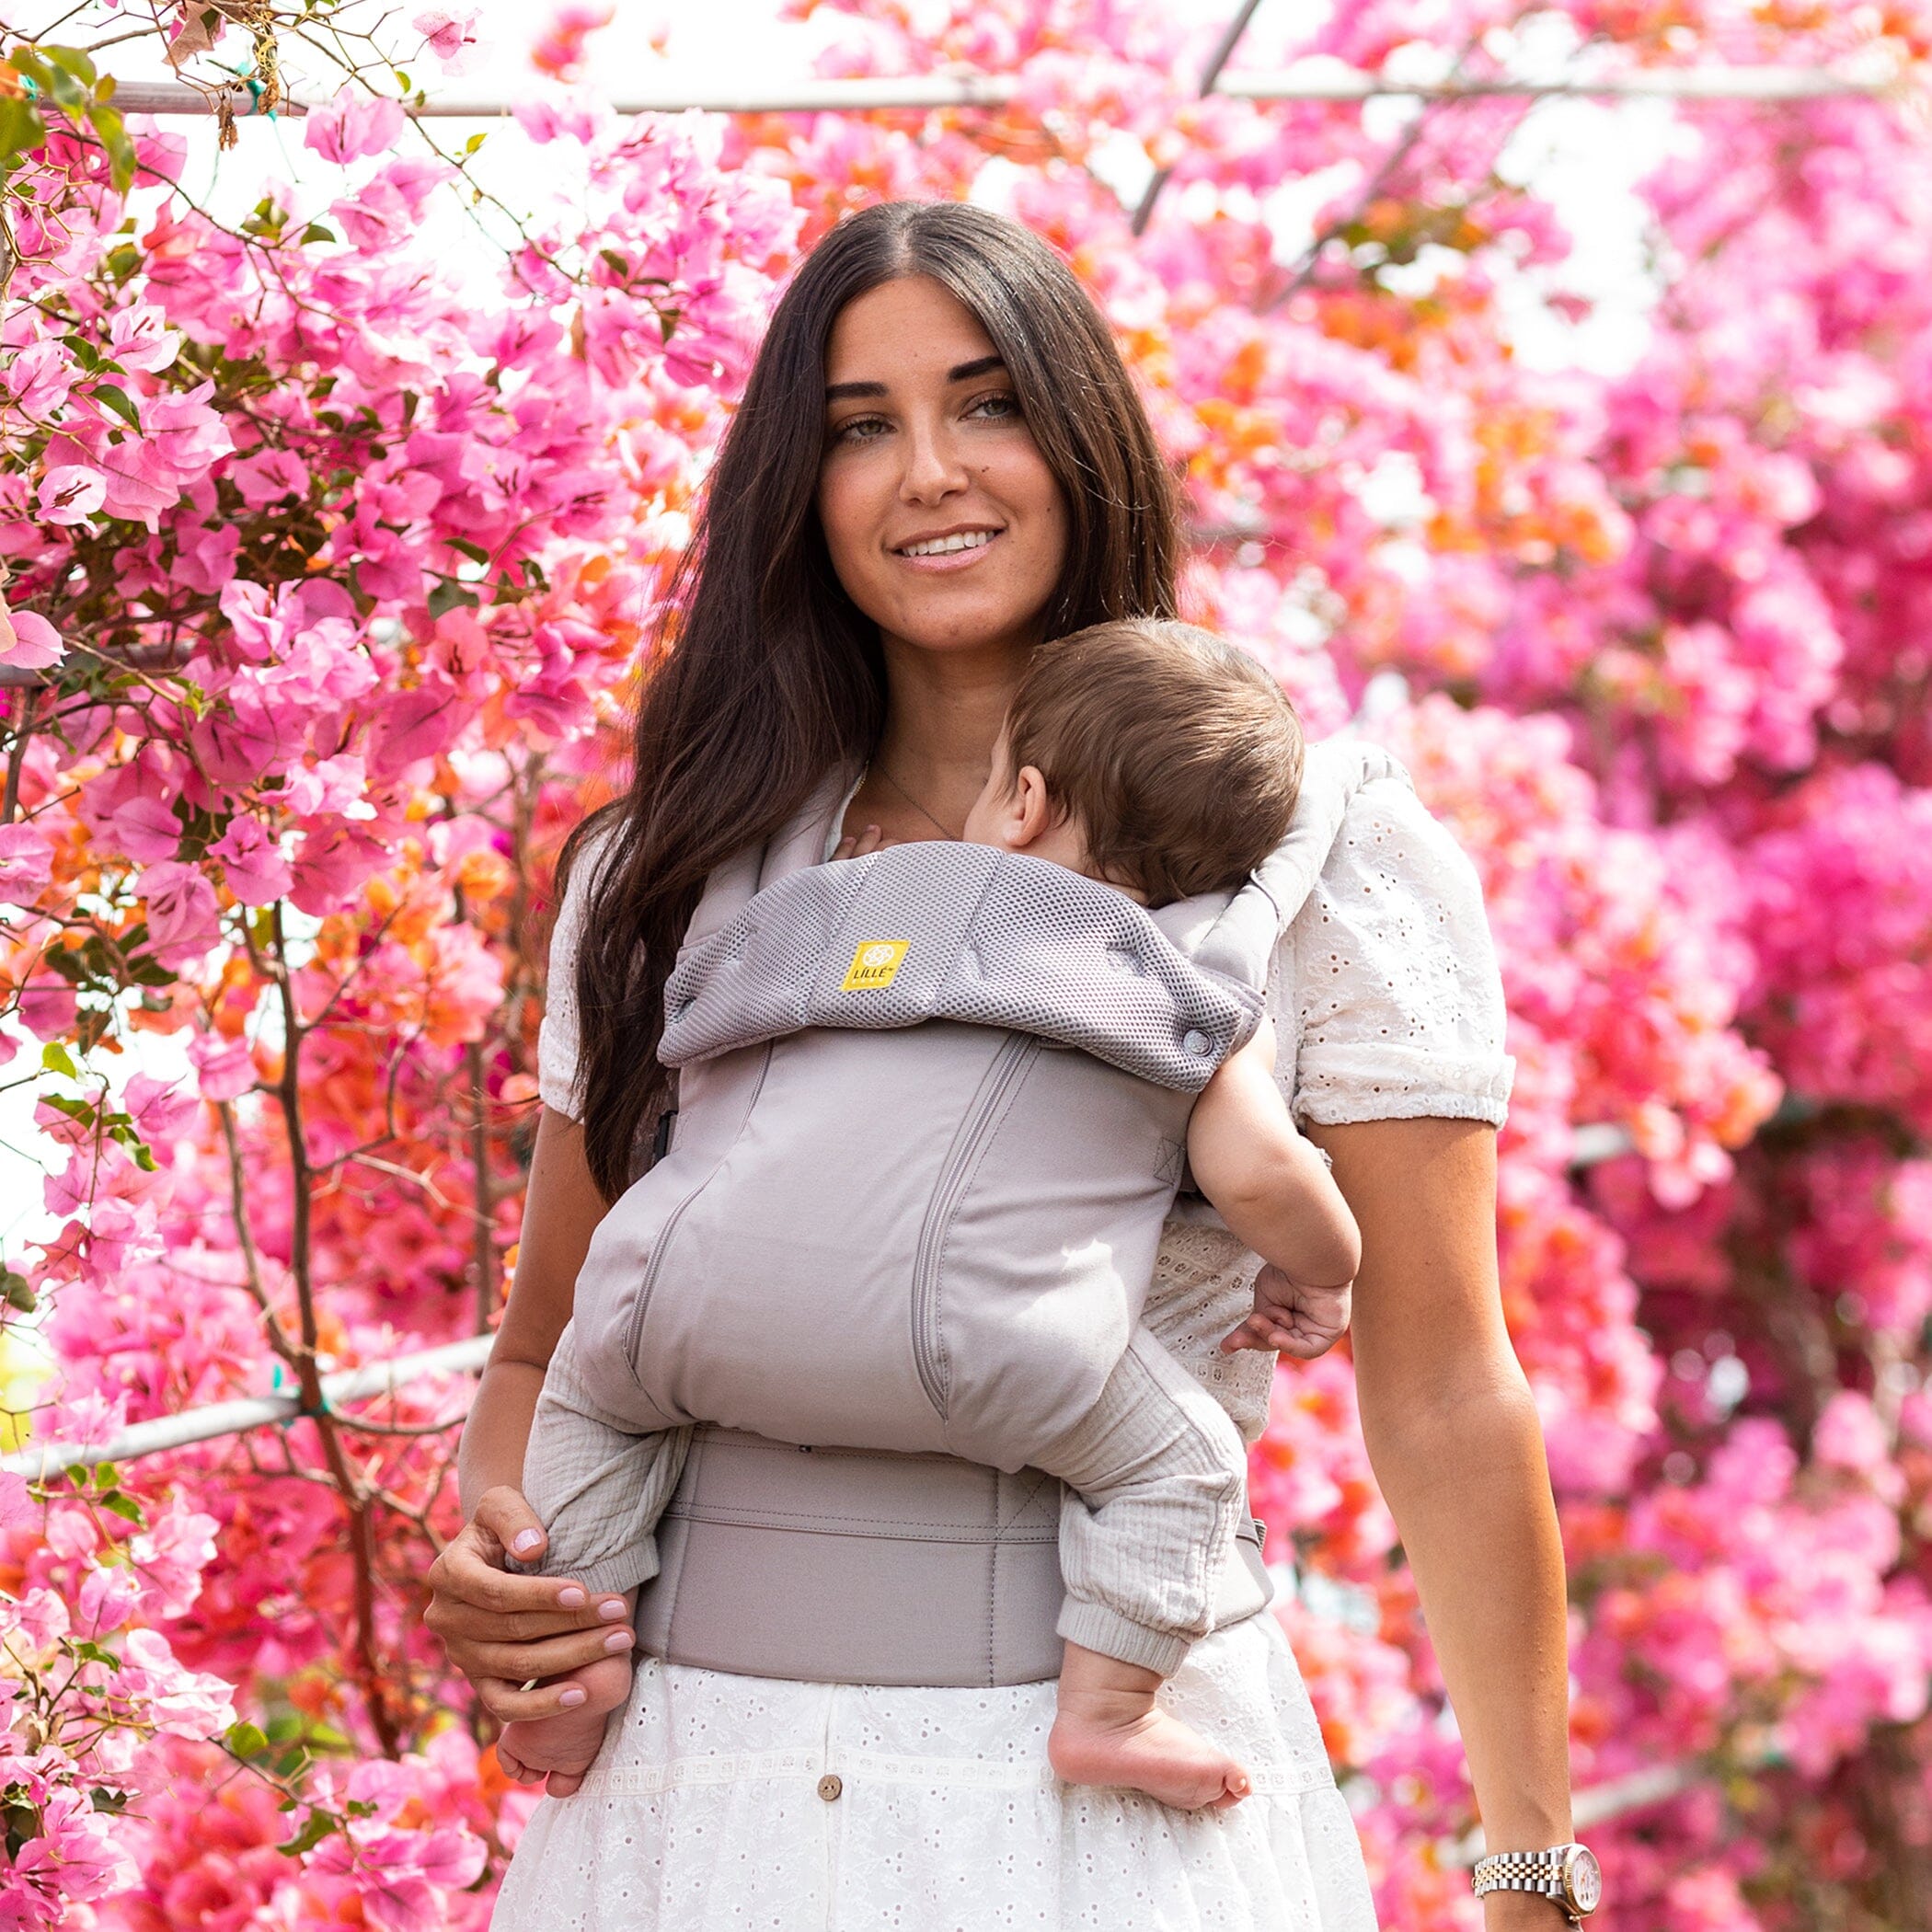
{"left": 831, "top": 415, "right": 890, "bottom": 444}
{"left": 969, "top": 392, "right": 1021, "bottom": 420}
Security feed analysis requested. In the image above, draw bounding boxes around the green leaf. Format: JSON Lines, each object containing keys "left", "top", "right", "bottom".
{"left": 41, "top": 46, "right": 98, "bottom": 89}
{"left": 41, "top": 1095, "right": 95, "bottom": 1125}
{"left": 100, "top": 1491, "right": 145, "bottom": 1525}
{"left": 40, "top": 1042, "right": 78, "bottom": 1079}
{"left": 300, "top": 222, "right": 338, "bottom": 247}
{"left": 91, "top": 385, "right": 140, "bottom": 430}
{"left": 276, "top": 1810, "right": 340, "bottom": 1857}
{"left": 70, "top": 1639, "right": 120, "bottom": 1671}
{"left": 0, "top": 97, "right": 48, "bottom": 168}
{"left": 89, "top": 1787, "right": 129, "bottom": 1813}
{"left": 447, "top": 537, "right": 491, "bottom": 567}
{"left": 3, "top": 1274, "right": 37, "bottom": 1316}
{"left": 463, "top": 131, "right": 487, "bottom": 155}
{"left": 86, "top": 102, "right": 133, "bottom": 194}
{"left": 39, "top": 63, "right": 87, "bottom": 111}
{"left": 225, "top": 1720, "right": 269, "bottom": 1760}
{"left": 426, "top": 581, "right": 479, "bottom": 620}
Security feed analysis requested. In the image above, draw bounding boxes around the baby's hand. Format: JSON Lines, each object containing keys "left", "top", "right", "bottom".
{"left": 833, "top": 823, "right": 890, "bottom": 860}
{"left": 1219, "top": 1262, "right": 1352, "bottom": 1361}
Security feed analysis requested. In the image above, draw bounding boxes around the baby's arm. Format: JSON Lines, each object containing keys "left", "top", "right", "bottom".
{"left": 506, "top": 1320, "right": 694, "bottom": 1596}
{"left": 1186, "top": 1018, "right": 1362, "bottom": 1359}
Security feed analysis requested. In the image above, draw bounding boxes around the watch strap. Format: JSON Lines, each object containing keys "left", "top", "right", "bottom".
{"left": 1472, "top": 1846, "right": 1587, "bottom": 1924}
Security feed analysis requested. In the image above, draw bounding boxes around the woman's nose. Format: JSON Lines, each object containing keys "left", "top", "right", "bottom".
{"left": 898, "top": 420, "right": 969, "bottom": 503}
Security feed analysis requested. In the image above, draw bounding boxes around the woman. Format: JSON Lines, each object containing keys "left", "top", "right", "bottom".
{"left": 427, "top": 201, "right": 1578, "bottom": 1930}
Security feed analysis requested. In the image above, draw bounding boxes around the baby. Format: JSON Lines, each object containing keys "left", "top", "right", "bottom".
{"left": 499, "top": 619, "right": 1361, "bottom": 1811}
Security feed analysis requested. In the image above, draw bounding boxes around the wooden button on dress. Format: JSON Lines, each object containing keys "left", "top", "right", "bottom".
{"left": 817, "top": 1774, "right": 843, "bottom": 1802}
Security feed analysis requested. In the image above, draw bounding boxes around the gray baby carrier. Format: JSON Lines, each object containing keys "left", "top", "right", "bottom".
{"left": 567, "top": 742, "right": 1403, "bottom": 1683}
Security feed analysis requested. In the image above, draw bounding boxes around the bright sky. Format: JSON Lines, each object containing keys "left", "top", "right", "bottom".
{"left": 0, "top": 1, "right": 1673, "bottom": 1243}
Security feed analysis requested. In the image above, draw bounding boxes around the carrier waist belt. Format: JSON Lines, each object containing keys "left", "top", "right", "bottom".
{"left": 635, "top": 1424, "right": 1273, "bottom": 1688}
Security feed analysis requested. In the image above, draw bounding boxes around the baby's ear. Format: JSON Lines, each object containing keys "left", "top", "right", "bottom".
{"left": 1008, "top": 765, "right": 1056, "bottom": 849}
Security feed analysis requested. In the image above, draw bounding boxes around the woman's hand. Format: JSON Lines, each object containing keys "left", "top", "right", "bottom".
{"left": 424, "top": 1485, "right": 637, "bottom": 1722}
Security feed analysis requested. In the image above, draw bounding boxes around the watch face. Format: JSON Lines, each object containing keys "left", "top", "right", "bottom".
{"left": 1566, "top": 1846, "right": 1603, "bottom": 1913}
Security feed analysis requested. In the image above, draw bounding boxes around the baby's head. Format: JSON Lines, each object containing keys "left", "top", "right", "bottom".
{"left": 962, "top": 619, "right": 1305, "bottom": 907}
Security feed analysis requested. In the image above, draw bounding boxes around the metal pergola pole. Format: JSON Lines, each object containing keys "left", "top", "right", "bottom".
{"left": 95, "top": 64, "right": 1902, "bottom": 121}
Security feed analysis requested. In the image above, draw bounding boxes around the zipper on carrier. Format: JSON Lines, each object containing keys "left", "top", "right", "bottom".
{"left": 625, "top": 1045, "right": 774, "bottom": 1387}
{"left": 908, "top": 1032, "right": 1040, "bottom": 1420}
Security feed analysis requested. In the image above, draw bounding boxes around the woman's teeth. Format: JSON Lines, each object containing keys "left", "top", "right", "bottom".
{"left": 899, "top": 531, "right": 997, "bottom": 557}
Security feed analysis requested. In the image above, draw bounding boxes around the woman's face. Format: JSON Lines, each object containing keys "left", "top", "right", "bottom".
{"left": 817, "top": 275, "right": 1068, "bottom": 661}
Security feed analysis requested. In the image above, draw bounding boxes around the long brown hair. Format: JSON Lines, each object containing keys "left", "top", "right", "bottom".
{"left": 562, "top": 200, "right": 1183, "bottom": 1199}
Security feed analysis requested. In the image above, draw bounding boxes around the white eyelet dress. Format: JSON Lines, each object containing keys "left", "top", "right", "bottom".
{"left": 492, "top": 762, "right": 1513, "bottom": 1932}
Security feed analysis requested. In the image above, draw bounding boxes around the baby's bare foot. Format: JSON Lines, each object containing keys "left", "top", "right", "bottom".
{"left": 1049, "top": 1700, "right": 1251, "bottom": 1812}
{"left": 497, "top": 1653, "right": 635, "bottom": 1799}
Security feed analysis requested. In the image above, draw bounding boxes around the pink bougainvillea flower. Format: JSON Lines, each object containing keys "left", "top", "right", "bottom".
{"left": 0, "top": 605, "right": 63, "bottom": 670}
{"left": 303, "top": 86, "right": 407, "bottom": 165}
{"left": 109, "top": 792, "right": 183, "bottom": 865}
{"left": 413, "top": 7, "right": 484, "bottom": 75}
{"left": 138, "top": 860, "right": 222, "bottom": 966}
{"left": 106, "top": 303, "right": 180, "bottom": 374}
{"left": 36, "top": 463, "right": 105, "bottom": 523}
{"left": 228, "top": 448, "right": 309, "bottom": 508}
{"left": 0, "top": 823, "right": 54, "bottom": 902}
{"left": 208, "top": 816, "right": 293, "bottom": 905}
{"left": 2, "top": 339, "right": 75, "bottom": 416}
{"left": 532, "top": 3, "right": 615, "bottom": 80}
{"left": 76, "top": 1562, "right": 144, "bottom": 1639}
{"left": 186, "top": 1031, "right": 256, "bottom": 1104}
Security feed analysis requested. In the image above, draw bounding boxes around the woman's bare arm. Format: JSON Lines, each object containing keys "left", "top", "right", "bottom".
{"left": 458, "top": 1105, "right": 611, "bottom": 1512}
{"left": 1308, "top": 1115, "right": 1575, "bottom": 1930}
{"left": 425, "top": 1107, "right": 635, "bottom": 1720}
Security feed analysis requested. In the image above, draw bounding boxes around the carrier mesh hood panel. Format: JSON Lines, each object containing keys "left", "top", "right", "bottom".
{"left": 660, "top": 845, "right": 1263, "bottom": 1091}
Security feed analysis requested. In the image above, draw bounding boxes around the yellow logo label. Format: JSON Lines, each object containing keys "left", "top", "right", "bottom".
{"left": 841, "top": 939, "right": 910, "bottom": 991}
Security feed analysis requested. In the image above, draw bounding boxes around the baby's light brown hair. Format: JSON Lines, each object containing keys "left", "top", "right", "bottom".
{"left": 1004, "top": 618, "right": 1304, "bottom": 907}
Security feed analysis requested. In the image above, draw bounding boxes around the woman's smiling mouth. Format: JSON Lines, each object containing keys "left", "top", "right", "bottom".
{"left": 893, "top": 526, "right": 1004, "bottom": 564}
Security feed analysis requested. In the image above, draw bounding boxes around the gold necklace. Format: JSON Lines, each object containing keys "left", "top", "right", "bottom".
{"left": 872, "top": 760, "right": 963, "bottom": 842}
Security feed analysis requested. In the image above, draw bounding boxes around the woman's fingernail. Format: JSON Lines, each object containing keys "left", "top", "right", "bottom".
{"left": 558, "top": 1686, "right": 587, "bottom": 1708}
{"left": 604, "top": 1629, "right": 635, "bottom": 1652}
{"left": 597, "top": 1598, "right": 627, "bottom": 1622}
{"left": 558, "top": 1586, "right": 587, "bottom": 1608}
{"left": 512, "top": 1529, "right": 543, "bottom": 1555}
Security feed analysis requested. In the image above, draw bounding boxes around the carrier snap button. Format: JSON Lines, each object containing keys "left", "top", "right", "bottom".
{"left": 817, "top": 1773, "right": 844, "bottom": 1802}
{"left": 1182, "top": 1029, "right": 1210, "bottom": 1055}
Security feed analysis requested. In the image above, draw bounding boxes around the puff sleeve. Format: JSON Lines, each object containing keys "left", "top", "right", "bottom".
{"left": 1271, "top": 772, "right": 1514, "bottom": 1128}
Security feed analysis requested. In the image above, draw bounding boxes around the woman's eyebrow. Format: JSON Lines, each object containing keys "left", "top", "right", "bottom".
{"left": 823, "top": 355, "right": 1006, "bottom": 404}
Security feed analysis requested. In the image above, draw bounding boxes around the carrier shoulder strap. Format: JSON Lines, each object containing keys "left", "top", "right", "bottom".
{"left": 679, "top": 767, "right": 857, "bottom": 955}
{"left": 1150, "top": 741, "right": 1410, "bottom": 994}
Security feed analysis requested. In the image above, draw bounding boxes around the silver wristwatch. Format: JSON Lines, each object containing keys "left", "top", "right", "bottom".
{"left": 1471, "top": 1843, "right": 1602, "bottom": 1925}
